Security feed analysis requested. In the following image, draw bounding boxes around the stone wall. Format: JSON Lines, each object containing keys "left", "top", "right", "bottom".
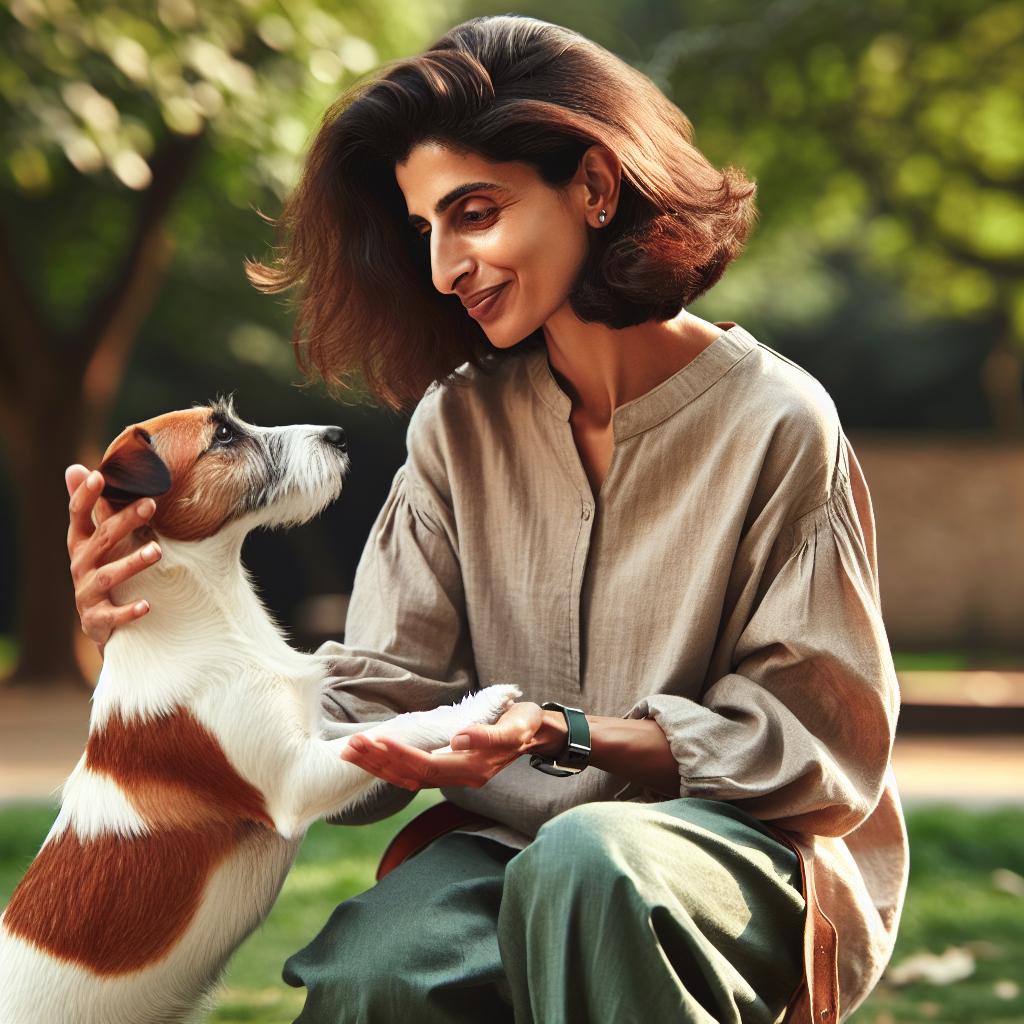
{"left": 851, "top": 434, "right": 1024, "bottom": 651}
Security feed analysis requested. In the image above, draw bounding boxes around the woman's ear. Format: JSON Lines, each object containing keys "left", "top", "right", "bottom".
{"left": 98, "top": 427, "right": 172, "bottom": 511}
{"left": 576, "top": 143, "right": 621, "bottom": 226}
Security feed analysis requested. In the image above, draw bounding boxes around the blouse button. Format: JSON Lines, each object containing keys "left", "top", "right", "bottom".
{"left": 582, "top": 504, "right": 592, "bottom": 520}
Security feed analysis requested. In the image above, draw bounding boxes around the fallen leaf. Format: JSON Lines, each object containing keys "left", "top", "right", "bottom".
{"left": 886, "top": 946, "right": 976, "bottom": 987}
{"left": 992, "top": 867, "right": 1024, "bottom": 897}
{"left": 962, "top": 939, "right": 1003, "bottom": 960}
{"left": 994, "top": 979, "right": 1020, "bottom": 1000}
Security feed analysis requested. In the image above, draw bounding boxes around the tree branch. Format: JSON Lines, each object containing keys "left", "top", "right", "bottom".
{"left": 70, "top": 130, "right": 206, "bottom": 376}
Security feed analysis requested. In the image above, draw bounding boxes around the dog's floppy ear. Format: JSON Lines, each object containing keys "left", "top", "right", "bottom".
{"left": 99, "top": 427, "right": 172, "bottom": 510}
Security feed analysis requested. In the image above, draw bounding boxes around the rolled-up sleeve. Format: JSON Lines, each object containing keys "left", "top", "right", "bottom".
{"left": 628, "top": 438, "right": 899, "bottom": 838}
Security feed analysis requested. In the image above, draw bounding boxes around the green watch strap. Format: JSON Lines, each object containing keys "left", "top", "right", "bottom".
{"left": 529, "top": 701, "right": 591, "bottom": 777}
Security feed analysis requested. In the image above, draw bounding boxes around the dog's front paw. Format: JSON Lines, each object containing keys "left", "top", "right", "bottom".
{"left": 377, "top": 684, "right": 523, "bottom": 752}
{"left": 462, "top": 683, "right": 522, "bottom": 725}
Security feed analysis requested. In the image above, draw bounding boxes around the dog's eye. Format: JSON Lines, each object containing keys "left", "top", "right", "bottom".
{"left": 214, "top": 424, "right": 233, "bottom": 444}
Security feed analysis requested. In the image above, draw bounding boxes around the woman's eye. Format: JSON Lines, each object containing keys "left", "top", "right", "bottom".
{"left": 215, "top": 424, "right": 233, "bottom": 444}
{"left": 414, "top": 206, "right": 496, "bottom": 242}
{"left": 463, "top": 206, "right": 497, "bottom": 225}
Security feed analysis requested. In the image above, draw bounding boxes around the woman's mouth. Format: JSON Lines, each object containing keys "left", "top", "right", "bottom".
{"left": 466, "top": 283, "right": 510, "bottom": 322}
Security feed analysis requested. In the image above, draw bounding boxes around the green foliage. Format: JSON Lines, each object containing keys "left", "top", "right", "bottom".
{"left": 0, "top": 0, "right": 456, "bottom": 343}
{"left": 456, "top": 0, "right": 1024, "bottom": 347}
{"left": 657, "top": 0, "right": 1024, "bottom": 338}
{"left": 0, "top": 0, "right": 449, "bottom": 198}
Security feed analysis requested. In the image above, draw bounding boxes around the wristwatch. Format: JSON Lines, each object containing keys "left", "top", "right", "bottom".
{"left": 529, "top": 701, "right": 591, "bottom": 777}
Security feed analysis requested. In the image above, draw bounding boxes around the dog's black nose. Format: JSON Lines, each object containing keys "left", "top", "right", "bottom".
{"left": 322, "top": 426, "right": 347, "bottom": 452}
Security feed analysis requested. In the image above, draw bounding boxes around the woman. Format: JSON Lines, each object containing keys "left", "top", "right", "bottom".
{"left": 66, "top": 15, "right": 908, "bottom": 1024}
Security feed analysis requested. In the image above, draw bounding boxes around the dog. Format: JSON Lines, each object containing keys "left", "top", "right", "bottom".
{"left": 0, "top": 398, "right": 519, "bottom": 1024}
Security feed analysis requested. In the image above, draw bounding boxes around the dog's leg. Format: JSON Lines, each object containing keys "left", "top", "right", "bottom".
{"left": 272, "top": 684, "right": 521, "bottom": 838}
{"left": 362, "top": 684, "right": 522, "bottom": 751}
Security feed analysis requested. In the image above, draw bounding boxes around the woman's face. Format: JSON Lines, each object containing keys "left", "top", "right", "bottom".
{"left": 395, "top": 141, "right": 593, "bottom": 349}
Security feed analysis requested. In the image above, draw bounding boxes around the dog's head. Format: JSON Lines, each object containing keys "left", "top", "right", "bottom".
{"left": 97, "top": 397, "right": 349, "bottom": 541}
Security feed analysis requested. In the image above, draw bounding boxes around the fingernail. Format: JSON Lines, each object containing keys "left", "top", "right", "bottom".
{"left": 142, "top": 543, "right": 160, "bottom": 561}
{"left": 138, "top": 499, "right": 156, "bottom": 519}
{"left": 134, "top": 601, "right": 148, "bottom": 615}
{"left": 87, "top": 472, "right": 102, "bottom": 491}
{"left": 451, "top": 735, "right": 470, "bottom": 750}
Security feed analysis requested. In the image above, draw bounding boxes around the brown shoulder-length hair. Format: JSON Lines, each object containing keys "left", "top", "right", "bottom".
{"left": 246, "top": 14, "right": 757, "bottom": 412}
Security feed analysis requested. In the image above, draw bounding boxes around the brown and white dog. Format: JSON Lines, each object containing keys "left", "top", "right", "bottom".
{"left": 0, "top": 398, "right": 518, "bottom": 1024}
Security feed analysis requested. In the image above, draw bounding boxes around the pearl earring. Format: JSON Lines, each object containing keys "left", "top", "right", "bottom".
{"left": 597, "top": 209, "right": 607, "bottom": 224}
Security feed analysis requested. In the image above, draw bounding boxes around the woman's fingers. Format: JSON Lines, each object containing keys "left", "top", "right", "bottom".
{"left": 451, "top": 702, "right": 541, "bottom": 751}
{"left": 75, "top": 542, "right": 162, "bottom": 608}
{"left": 66, "top": 466, "right": 160, "bottom": 649}
{"left": 341, "top": 736, "right": 423, "bottom": 790}
{"left": 342, "top": 733, "right": 513, "bottom": 790}
{"left": 80, "top": 598, "right": 150, "bottom": 645}
{"left": 85, "top": 497, "right": 157, "bottom": 562}
{"left": 65, "top": 464, "right": 89, "bottom": 498}
{"left": 67, "top": 470, "right": 104, "bottom": 559}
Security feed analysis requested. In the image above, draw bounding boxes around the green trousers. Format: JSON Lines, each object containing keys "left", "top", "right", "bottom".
{"left": 283, "top": 798, "right": 806, "bottom": 1024}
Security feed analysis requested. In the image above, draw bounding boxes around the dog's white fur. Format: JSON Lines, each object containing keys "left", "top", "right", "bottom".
{"left": 0, "top": 403, "right": 519, "bottom": 1024}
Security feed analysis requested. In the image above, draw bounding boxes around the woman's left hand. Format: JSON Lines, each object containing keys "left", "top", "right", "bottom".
{"left": 340, "top": 701, "right": 563, "bottom": 791}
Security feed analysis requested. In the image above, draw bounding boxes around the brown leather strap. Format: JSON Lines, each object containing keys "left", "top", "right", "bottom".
{"left": 376, "top": 800, "right": 500, "bottom": 881}
{"left": 763, "top": 825, "right": 841, "bottom": 1024}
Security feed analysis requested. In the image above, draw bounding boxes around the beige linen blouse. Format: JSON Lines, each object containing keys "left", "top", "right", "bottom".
{"left": 319, "top": 322, "right": 910, "bottom": 1023}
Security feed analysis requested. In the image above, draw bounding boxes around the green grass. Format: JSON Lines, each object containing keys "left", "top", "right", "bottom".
{"left": 891, "top": 650, "right": 1024, "bottom": 672}
{"left": 1, "top": 800, "right": 1023, "bottom": 1022}
{"left": 0, "top": 635, "right": 16, "bottom": 677}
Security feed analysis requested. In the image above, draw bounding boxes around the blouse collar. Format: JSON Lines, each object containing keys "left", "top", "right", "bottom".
{"left": 524, "top": 322, "right": 758, "bottom": 442}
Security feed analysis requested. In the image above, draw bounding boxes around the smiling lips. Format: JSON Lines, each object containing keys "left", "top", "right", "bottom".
{"left": 464, "top": 282, "right": 509, "bottom": 320}
{"left": 463, "top": 283, "right": 507, "bottom": 308}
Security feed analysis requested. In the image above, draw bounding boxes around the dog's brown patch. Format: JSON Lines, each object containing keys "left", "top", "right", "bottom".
{"left": 2, "top": 820, "right": 265, "bottom": 975}
{"left": 142, "top": 410, "right": 238, "bottom": 542}
{"left": 2, "top": 708, "right": 274, "bottom": 974}
{"left": 101, "top": 408, "right": 249, "bottom": 542}
{"left": 147, "top": 411, "right": 231, "bottom": 540}
{"left": 84, "top": 707, "right": 272, "bottom": 828}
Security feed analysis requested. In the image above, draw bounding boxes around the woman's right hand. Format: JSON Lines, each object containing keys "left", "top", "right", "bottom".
{"left": 66, "top": 464, "right": 163, "bottom": 652}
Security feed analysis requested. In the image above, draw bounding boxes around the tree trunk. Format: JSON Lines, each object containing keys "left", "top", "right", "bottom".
{"left": 0, "top": 132, "right": 201, "bottom": 687}
{"left": 980, "top": 333, "right": 1024, "bottom": 437}
{"left": 6, "top": 389, "right": 85, "bottom": 686}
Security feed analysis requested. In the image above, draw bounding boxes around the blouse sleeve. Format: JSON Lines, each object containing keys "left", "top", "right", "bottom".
{"left": 316, "top": 397, "right": 478, "bottom": 824}
{"left": 627, "top": 437, "right": 900, "bottom": 838}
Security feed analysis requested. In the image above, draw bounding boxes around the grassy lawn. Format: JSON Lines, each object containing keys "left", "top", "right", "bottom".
{"left": 890, "top": 651, "right": 1024, "bottom": 672}
{"left": 1, "top": 800, "right": 1023, "bottom": 1023}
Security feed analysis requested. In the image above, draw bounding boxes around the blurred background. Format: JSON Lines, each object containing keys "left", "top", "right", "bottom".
{"left": 1, "top": 1, "right": 1022, "bottom": 1021}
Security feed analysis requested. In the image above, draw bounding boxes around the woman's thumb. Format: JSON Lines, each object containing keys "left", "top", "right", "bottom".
{"left": 451, "top": 725, "right": 493, "bottom": 750}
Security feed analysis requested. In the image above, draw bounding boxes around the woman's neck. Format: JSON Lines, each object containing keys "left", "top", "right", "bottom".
{"left": 541, "top": 309, "right": 728, "bottom": 427}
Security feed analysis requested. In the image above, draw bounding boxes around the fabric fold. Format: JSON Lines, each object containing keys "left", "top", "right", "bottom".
{"left": 627, "top": 457, "right": 897, "bottom": 839}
